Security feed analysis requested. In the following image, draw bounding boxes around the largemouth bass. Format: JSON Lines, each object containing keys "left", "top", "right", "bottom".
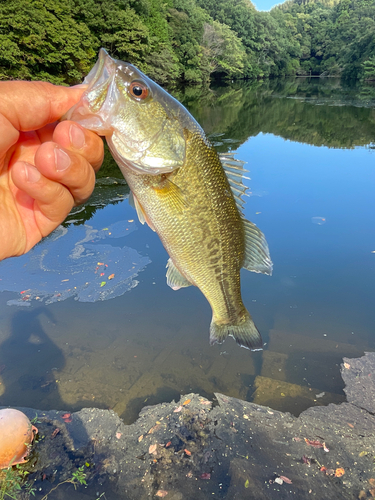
{"left": 65, "top": 49, "right": 272, "bottom": 350}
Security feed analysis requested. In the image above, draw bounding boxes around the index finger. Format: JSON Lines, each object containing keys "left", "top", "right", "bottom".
{"left": 0, "top": 81, "right": 86, "bottom": 132}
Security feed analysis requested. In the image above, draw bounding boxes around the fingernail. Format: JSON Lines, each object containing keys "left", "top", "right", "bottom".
{"left": 24, "top": 163, "right": 41, "bottom": 183}
{"left": 70, "top": 125, "right": 85, "bottom": 150}
{"left": 55, "top": 147, "right": 71, "bottom": 171}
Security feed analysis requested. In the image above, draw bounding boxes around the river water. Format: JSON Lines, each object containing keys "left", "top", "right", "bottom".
{"left": 0, "top": 78, "right": 374, "bottom": 423}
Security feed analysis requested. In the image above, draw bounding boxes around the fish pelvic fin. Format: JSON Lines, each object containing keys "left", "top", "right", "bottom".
{"left": 209, "top": 311, "right": 263, "bottom": 351}
{"left": 129, "top": 191, "right": 156, "bottom": 231}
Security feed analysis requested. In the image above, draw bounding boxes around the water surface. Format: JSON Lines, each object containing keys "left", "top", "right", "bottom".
{"left": 0, "top": 78, "right": 374, "bottom": 423}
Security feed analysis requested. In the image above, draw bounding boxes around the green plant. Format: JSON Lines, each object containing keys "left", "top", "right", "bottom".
{"left": 40, "top": 466, "right": 87, "bottom": 500}
{"left": 30, "top": 414, "right": 41, "bottom": 426}
{"left": 0, "top": 465, "right": 35, "bottom": 500}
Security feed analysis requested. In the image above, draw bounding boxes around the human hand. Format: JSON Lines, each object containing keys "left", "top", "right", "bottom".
{"left": 0, "top": 81, "right": 104, "bottom": 260}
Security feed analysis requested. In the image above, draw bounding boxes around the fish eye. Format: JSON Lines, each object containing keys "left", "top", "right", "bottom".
{"left": 129, "top": 81, "right": 149, "bottom": 100}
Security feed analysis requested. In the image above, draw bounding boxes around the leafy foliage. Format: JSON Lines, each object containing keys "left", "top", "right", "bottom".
{"left": 0, "top": 0, "right": 374, "bottom": 85}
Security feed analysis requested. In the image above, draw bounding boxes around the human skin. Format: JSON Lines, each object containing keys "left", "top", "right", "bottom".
{"left": 0, "top": 81, "right": 104, "bottom": 260}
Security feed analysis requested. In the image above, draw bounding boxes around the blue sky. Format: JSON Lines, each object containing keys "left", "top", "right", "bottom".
{"left": 253, "top": 0, "right": 285, "bottom": 11}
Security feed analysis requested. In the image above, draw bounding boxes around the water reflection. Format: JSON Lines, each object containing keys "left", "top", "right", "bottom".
{"left": 0, "top": 78, "right": 373, "bottom": 420}
{"left": 0, "top": 181, "right": 151, "bottom": 306}
{"left": 177, "top": 77, "right": 375, "bottom": 150}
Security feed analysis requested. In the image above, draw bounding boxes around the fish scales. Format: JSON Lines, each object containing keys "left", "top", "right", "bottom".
{"left": 64, "top": 49, "right": 272, "bottom": 350}
{"left": 124, "top": 131, "right": 246, "bottom": 327}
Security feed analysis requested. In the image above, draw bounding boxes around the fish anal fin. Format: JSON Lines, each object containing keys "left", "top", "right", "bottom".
{"left": 152, "top": 178, "right": 187, "bottom": 213}
{"left": 209, "top": 311, "right": 263, "bottom": 351}
{"left": 130, "top": 191, "right": 156, "bottom": 231}
{"left": 242, "top": 218, "right": 273, "bottom": 275}
{"left": 166, "top": 258, "right": 192, "bottom": 290}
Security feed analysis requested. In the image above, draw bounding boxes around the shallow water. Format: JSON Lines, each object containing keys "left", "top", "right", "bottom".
{"left": 0, "top": 78, "right": 374, "bottom": 423}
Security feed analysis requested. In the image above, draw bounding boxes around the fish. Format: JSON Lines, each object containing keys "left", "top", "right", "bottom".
{"left": 64, "top": 49, "right": 272, "bottom": 350}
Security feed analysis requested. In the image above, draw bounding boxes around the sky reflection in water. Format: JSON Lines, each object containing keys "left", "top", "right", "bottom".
{"left": 0, "top": 78, "right": 374, "bottom": 421}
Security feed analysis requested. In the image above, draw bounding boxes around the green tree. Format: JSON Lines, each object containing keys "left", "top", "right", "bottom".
{"left": 0, "top": 0, "right": 95, "bottom": 84}
{"left": 202, "top": 20, "right": 246, "bottom": 78}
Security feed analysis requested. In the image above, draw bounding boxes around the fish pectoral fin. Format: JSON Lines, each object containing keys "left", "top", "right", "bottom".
{"left": 166, "top": 258, "right": 192, "bottom": 290}
{"left": 152, "top": 178, "right": 187, "bottom": 213}
{"left": 130, "top": 191, "right": 156, "bottom": 232}
{"left": 242, "top": 218, "right": 273, "bottom": 275}
{"left": 209, "top": 311, "right": 263, "bottom": 351}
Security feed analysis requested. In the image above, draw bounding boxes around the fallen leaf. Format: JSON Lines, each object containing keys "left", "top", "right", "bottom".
{"left": 183, "top": 399, "right": 191, "bottom": 406}
{"left": 100, "top": 273, "right": 105, "bottom": 276}
{"left": 200, "top": 473, "right": 211, "bottom": 480}
{"left": 97, "top": 262, "right": 104, "bottom": 266}
{"left": 148, "top": 424, "right": 160, "bottom": 434}
{"left": 359, "top": 451, "right": 368, "bottom": 457}
{"left": 344, "top": 362, "right": 351, "bottom": 369}
{"left": 51, "top": 428, "right": 60, "bottom": 438}
{"left": 323, "top": 443, "right": 329, "bottom": 452}
{"left": 368, "top": 478, "right": 375, "bottom": 487}
{"left": 138, "top": 435, "right": 144, "bottom": 442}
{"left": 320, "top": 466, "right": 327, "bottom": 473}
{"left": 184, "top": 449, "right": 191, "bottom": 456}
{"left": 335, "top": 468, "right": 345, "bottom": 478}
{"left": 279, "top": 476, "right": 292, "bottom": 484}
{"left": 347, "top": 423, "right": 354, "bottom": 428}
{"left": 155, "top": 491, "right": 168, "bottom": 498}
{"left": 274, "top": 477, "right": 283, "bottom": 485}
{"left": 165, "top": 441, "right": 171, "bottom": 448}
{"left": 304, "top": 438, "right": 325, "bottom": 448}
{"left": 108, "top": 274, "right": 115, "bottom": 280}
{"left": 100, "top": 281, "right": 106, "bottom": 287}
{"left": 244, "top": 479, "right": 249, "bottom": 488}
{"left": 149, "top": 444, "right": 157, "bottom": 455}
{"left": 173, "top": 406, "right": 183, "bottom": 413}
{"left": 358, "top": 490, "right": 367, "bottom": 500}
{"left": 116, "top": 432, "right": 122, "bottom": 439}
{"left": 61, "top": 413, "right": 72, "bottom": 423}
{"left": 369, "top": 488, "right": 375, "bottom": 498}
{"left": 302, "top": 455, "right": 311, "bottom": 466}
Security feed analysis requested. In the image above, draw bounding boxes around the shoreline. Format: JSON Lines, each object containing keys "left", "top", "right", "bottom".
{"left": 3, "top": 352, "right": 375, "bottom": 499}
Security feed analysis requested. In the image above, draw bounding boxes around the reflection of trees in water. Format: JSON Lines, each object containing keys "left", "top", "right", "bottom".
{"left": 180, "top": 79, "right": 375, "bottom": 150}
{"left": 63, "top": 78, "right": 374, "bottom": 228}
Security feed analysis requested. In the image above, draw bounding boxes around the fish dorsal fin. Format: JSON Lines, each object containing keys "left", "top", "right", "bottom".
{"left": 242, "top": 218, "right": 273, "bottom": 275}
{"left": 166, "top": 258, "right": 192, "bottom": 290}
{"left": 219, "top": 153, "right": 250, "bottom": 211}
{"left": 129, "top": 191, "right": 156, "bottom": 231}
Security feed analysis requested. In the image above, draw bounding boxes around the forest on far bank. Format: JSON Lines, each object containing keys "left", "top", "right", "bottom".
{"left": 1, "top": 0, "right": 374, "bottom": 86}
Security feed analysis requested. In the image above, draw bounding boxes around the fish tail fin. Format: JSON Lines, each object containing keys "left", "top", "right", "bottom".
{"left": 209, "top": 311, "right": 263, "bottom": 351}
